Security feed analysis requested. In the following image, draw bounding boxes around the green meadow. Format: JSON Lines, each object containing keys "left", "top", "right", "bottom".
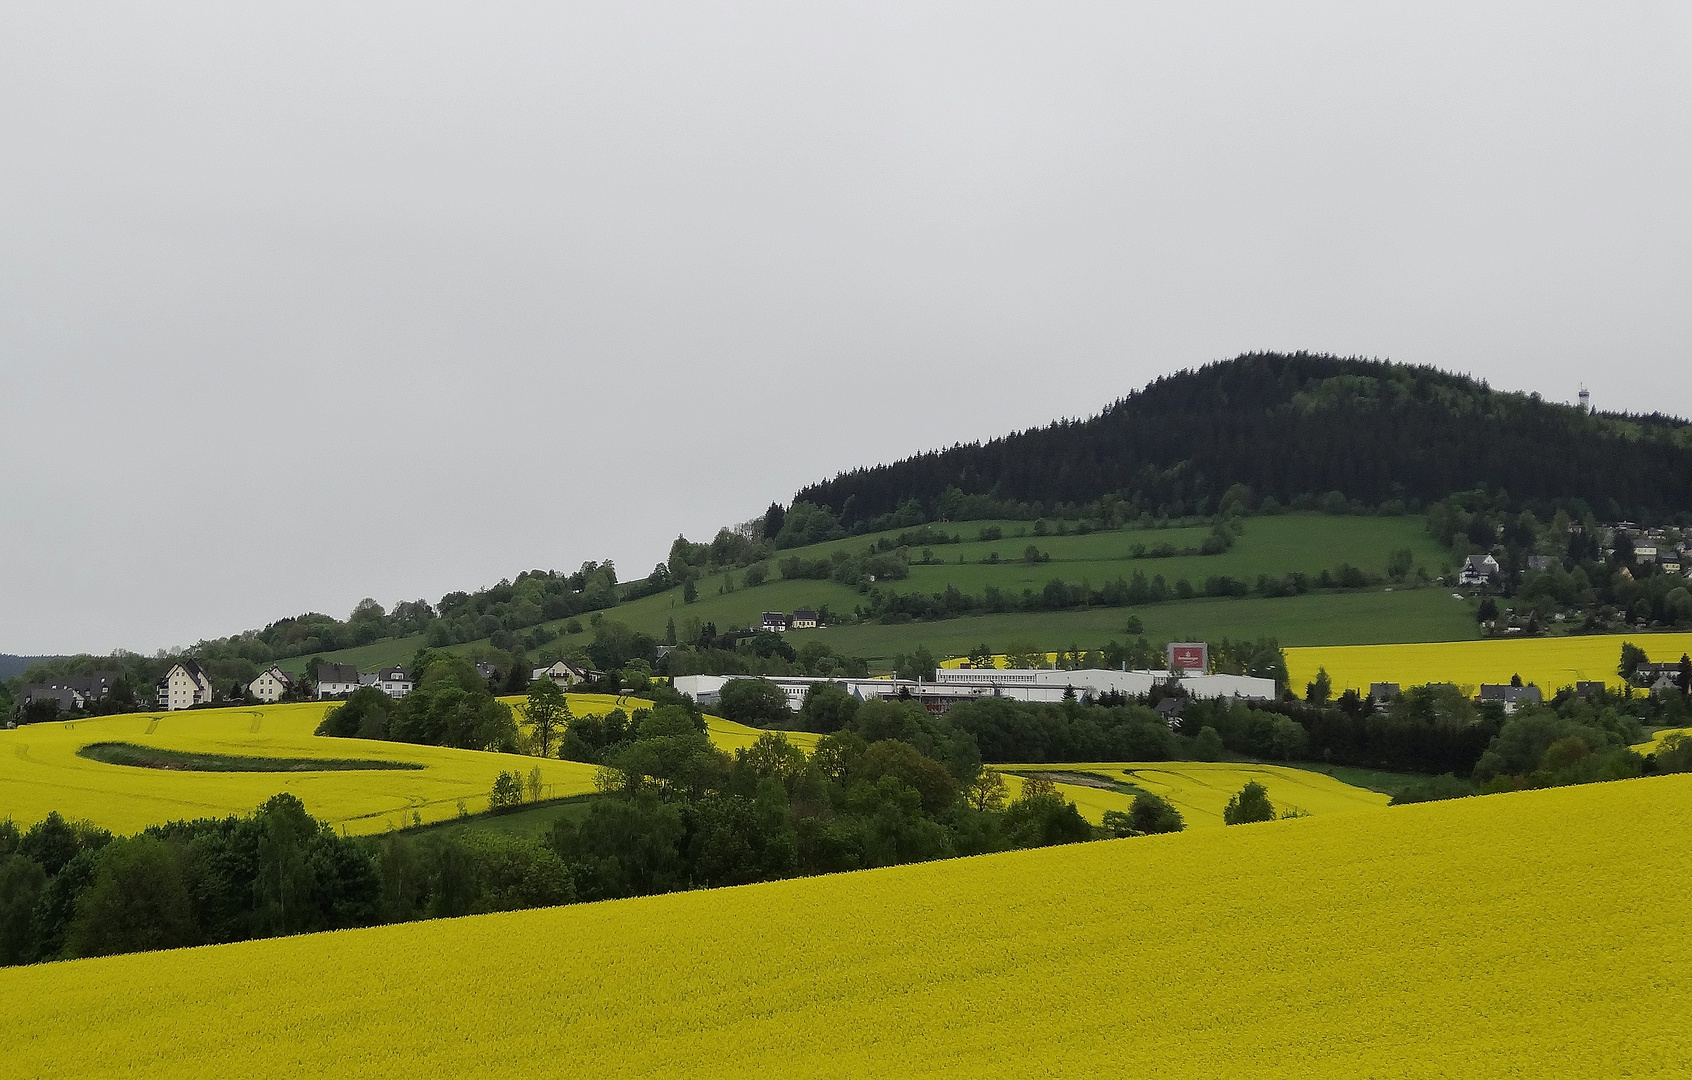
{"left": 285, "top": 514, "right": 1475, "bottom": 670}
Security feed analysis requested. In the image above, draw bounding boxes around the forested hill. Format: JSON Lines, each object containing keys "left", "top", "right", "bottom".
{"left": 794, "top": 353, "right": 1692, "bottom": 526}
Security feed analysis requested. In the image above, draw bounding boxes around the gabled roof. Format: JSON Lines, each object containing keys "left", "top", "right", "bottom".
{"left": 792, "top": 609, "right": 818, "bottom": 619}
{"left": 377, "top": 666, "right": 411, "bottom": 681}
{"left": 317, "top": 663, "right": 360, "bottom": 685}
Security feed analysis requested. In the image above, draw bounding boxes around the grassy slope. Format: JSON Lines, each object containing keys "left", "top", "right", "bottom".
{"left": 7, "top": 775, "right": 1689, "bottom": 1079}
{"left": 279, "top": 514, "right": 1462, "bottom": 672}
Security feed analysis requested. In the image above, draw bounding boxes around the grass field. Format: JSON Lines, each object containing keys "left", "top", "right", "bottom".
{"left": 5, "top": 775, "right": 1687, "bottom": 1078}
{"left": 997, "top": 761, "right": 1390, "bottom": 827}
{"left": 0, "top": 696, "right": 797, "bottom": 834}
{"left": 1285, "top": 632, "right": 1692, "bottom": 696}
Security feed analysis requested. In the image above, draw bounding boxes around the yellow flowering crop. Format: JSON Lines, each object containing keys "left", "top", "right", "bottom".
{"left": 0, "top": 697, "right": 801, "bottom": 834}
{"left": 996, "top": 762, "right": 1388, "bottom": 826}
{"left": 1285, "top": 632, "right": 1692, "bottom": 696}
{"left": 4, "top": 775, "right": 1688, "bottom": 1078}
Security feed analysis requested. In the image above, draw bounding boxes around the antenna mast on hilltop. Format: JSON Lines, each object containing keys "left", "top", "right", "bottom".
{"left": 1579, "top": 384, "right": 1591, "bottom": 414}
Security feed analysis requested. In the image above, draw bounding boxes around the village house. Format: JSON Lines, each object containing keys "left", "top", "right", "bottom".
{"left": 1457, "top": 554, "right": 1501, "bottom": 586}
{"left": 248, "top": 666, "right": 293, "bottom": 703}
{"left": 531, "top": 659, "right": 589, "bottom": 687}
{"left": 475, "top": 662, "right": 502, "bottom": 687}
{"left": 1477, "top": 683, "right": 1542, "bottom": 714}
{"left": 1368, "top": 682, "right": 1401, "bottom": 704}
{"left": 315, "top": 663, "right": 361, "bottom": 699}
{"left": 759, "top": 612, "right": 789, "bottom": 633}
{"left": 790, "top": 609, "right": 820, "bottom": 630}
{"left": 156, "top": 660, "right": 215, "bottom": 710}
{"left": 370, "top": 666, "right": 413, "bottom": 699}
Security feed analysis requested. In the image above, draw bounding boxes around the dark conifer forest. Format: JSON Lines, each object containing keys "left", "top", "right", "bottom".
{"left": 794, "top": 354, "right": 1692, "bottom": 527}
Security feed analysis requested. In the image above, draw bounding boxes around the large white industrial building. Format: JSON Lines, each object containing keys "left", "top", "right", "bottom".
{"left": 673, "top": 667, "right": 1275, "bottom": 715}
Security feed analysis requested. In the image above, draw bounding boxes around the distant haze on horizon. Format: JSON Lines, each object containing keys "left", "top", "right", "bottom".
{"left": 2, "top": 2, "right": 1689, "bottom": 655}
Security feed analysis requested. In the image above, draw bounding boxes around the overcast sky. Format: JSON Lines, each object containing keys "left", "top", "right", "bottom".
{"left": 3, "top": 2, "right": 1689, "bottom": 655}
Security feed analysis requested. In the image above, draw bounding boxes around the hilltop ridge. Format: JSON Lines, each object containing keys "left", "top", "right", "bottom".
{"left": 795, "top": 353, "right": 1692, "bottom": 529}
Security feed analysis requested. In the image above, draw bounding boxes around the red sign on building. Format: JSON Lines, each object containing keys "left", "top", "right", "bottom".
{"left": 1167, "top": 642, "right": 1208, "bottom": 672}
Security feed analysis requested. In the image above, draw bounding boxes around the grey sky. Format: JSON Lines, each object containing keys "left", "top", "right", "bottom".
{"left": 3, "top": 2, "right": 1689, "bottom": 655}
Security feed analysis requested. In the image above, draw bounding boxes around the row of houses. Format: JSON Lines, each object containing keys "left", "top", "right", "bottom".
{"left": 755, "top": 610, "right": 821, "bottom": 634}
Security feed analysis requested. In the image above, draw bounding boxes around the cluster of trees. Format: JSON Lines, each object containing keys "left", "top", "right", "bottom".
{"left": 791, "top": 353, "right": 1692, "bottom": 529}
{"left": 316, "top": 654, "right": 518, "bottom": 751}
{"left": 1, "top": 701, "right": 1136, "bottom": 967}
{"left": 0, "top": 794, "right": 388, "bottom": 966}
{"left": 547, "top": 706, "right": 1105, "bottom": 900}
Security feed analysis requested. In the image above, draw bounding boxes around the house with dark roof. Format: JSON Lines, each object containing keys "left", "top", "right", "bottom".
{"left": 790, "top": 609, "right": 820, "bottom": 630}
{"left": 475, "top": 662, "right": 502, "bottom": 687}
{"left": 157, "top": 660, "right": 215, "bottom": 710}
{"left": 315, "top": 663, "right": 361, "bottom": 699}
{"left": 759, "top": 612, "right": 789, "bottom": 633}
{"left": 371, "top": 666, "right": 413, "bottom": 699}
{"left": 1477, "top": 683, "right": 1542, "bottom": 714}
{"left": 1368, "top": 682, "right": 1401, "bottom": 703}
{"left": 531, "top": 659, "right": 590, "bottom": 687}
{"left": 1457, "top": 554, "right": 1501, "bottom": 586}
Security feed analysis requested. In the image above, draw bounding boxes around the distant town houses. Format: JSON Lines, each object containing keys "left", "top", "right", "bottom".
{"left": 248, "top": 666, "right": 293, "bottom": 703}
{"left": 17, "top": 671, "right": 121, "bottom": 714}
{"left": 156, "top": 660, "right": 215, "bottom": 710}
{"left": 749, "top": 609, "right": 826, "bottom": 635}
{"left": 315, "top": 663, "right": 361, "bottom": 699}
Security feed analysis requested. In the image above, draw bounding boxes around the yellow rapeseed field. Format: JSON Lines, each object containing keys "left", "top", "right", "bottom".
{"left": 0, "top": 696, "right": 799, "bottom": 834}
{"left": 1286, "top": 632, "right": 1692, "bottom": 696}
{"left": 997, "top": 762, "right": 1388, "bottom": 827}
{"left": 4, "top": 775, "right": 1688, "bottom": 1078}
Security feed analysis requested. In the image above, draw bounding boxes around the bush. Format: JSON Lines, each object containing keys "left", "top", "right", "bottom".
{"left": 1222, "top": 780, "right": 1275, "bottom": 825}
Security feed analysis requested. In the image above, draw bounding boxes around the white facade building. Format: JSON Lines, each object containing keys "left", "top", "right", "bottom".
{"left": 316, "top": 663, "right": 361, "bottom": 699}
{"left": 156, "top": 660, "right": 215, "bottom": 711}
{"left": 248, "top": 666, "right": 293, "bottom": 704}
{"left": 933, "top": 667, "right": 1277, "bottom": 702}
{"left": 532, "top": 659, "right": 589, "bottom": 687}
{"left": 371, "top": 666, "right": 413, "bottom": 699}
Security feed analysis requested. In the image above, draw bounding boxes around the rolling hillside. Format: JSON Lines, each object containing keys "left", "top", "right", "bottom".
{"left": 6, "top": 775, "right": 1687, "bottom": 1078}
{"left": 281, "top": 513, "right": 1473, "bottom": 672}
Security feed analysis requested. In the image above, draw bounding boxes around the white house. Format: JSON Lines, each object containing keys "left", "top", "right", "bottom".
{"left": 531, "top": 659, "right": 589, "bottom": 687}
{"left": 156, "top": 660, "right": 215, "bottom": 711}
{"left": 248, "top": 666, "right": 293, "bottom": 704}
{"left": 790, "top": 609, "right": 819, "bottom": 630}
{"left": 316, "top": 663, "right": 361, "bottom": 699}
{"left": 371, "top": 666, "right": 413, "bottom": 699}
{"left": 1457, "top": 554, "right": 1501, "bottom": 586}
{"left": 759, "top": 612, "right": 788, "bottom": 633}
